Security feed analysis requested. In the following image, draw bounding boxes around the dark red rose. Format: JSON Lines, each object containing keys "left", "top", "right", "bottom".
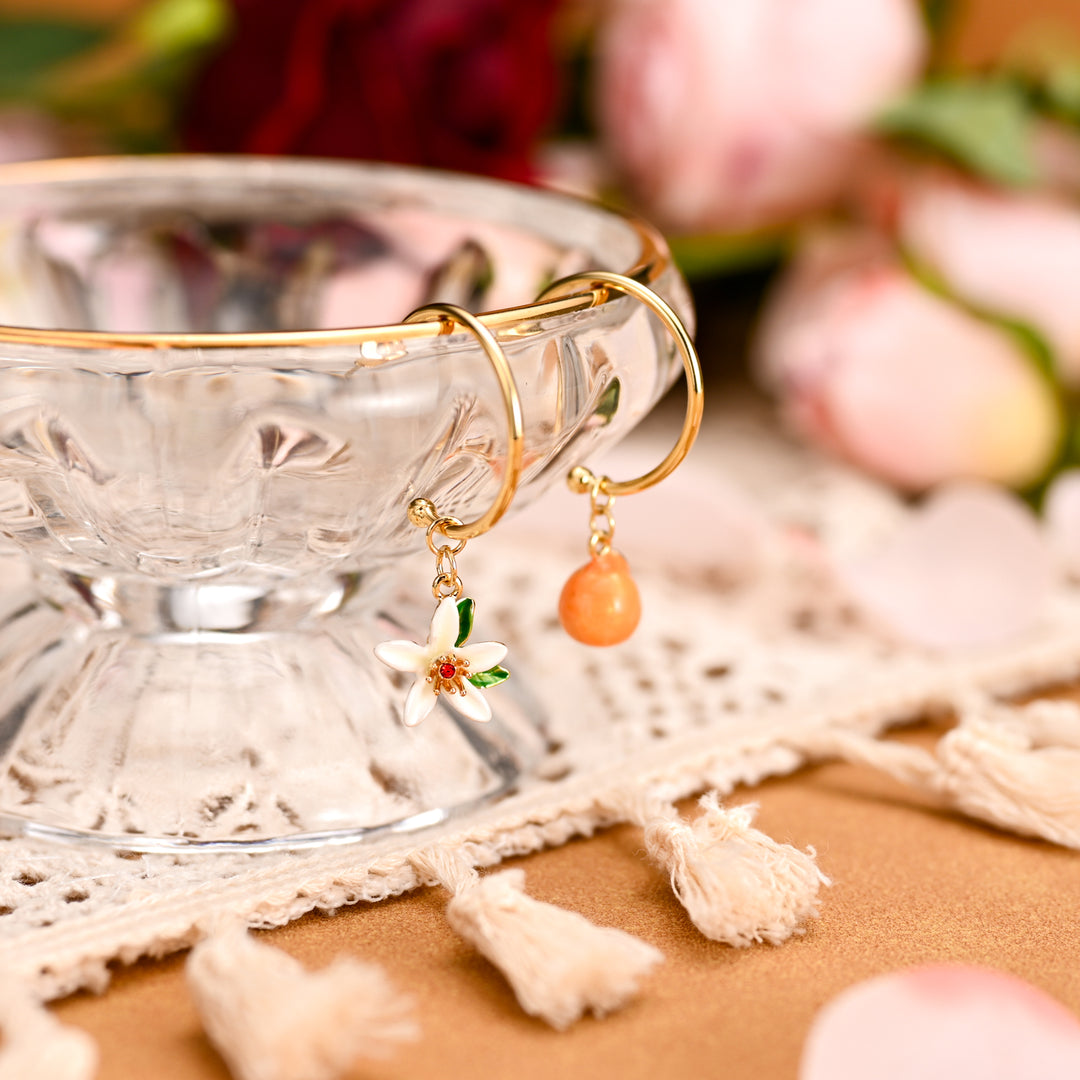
{"left": 181, "top": 0, "right": 563, "bottom": 183}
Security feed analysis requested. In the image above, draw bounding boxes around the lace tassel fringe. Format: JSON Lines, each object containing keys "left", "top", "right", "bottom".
{"left": 186, "top": 924, "right": 418, "bottom": 1080}
{"left": 0, "top": 977, "right": 98, "bottom": 1080}
{"left": 799, "top": 695, "right": 1080, "bottom": 849}
{"left": 615, "top": 790, "right": 830, "bottom": 947}
{"left": 409, "top": 846, "right": 662, "bottom": 1030}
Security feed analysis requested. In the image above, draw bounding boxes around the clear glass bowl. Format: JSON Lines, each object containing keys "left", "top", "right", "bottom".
{"left": 0, "top": 156, "right": 691, "bottom": 851}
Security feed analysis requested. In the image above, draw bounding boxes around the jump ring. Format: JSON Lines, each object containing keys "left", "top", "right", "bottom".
{"left": 589, "top": 512, "right": 614, "bottom": 536}
{"left": 405, "top": 303, "right": 524, "bottom": 541}
{"left": 426, "top": 516, "right": 467, "bottom": 556}
{"left": 432, "top": 573, "right": 463, "bottom": 600}
{"left": 435, "top": 549, "right": 459, "bottom": 578}
{"left": 589, "top": 532, "right": 613, "bottom": 557}
{"left": 590, "top": 486, "right": 614, "bottom": 512}
{"left": 536, "top": 271, "right": 703, "bottom": 498}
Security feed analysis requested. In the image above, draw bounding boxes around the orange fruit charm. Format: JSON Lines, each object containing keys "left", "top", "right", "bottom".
{"left": 558, "top": 550, "right": 641, "bottom": 646}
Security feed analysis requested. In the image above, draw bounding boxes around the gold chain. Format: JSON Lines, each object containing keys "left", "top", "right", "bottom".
{"left": 587, "top": 479, "right": 616, "bottom": 558}
{"left": 427, "top": 518, "right": 467, "bottom": 599}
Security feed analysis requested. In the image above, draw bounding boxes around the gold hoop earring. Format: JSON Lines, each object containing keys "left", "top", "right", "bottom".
{"left": 535, "top": 271, "right": 704, "bottom": 646}
{"left": 374, "top": 303, "right": 523, "bottom": 728}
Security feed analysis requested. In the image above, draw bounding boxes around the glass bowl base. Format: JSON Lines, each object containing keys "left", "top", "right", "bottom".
{"left": 0, "top": 579, "right": 540, "bottom": 853}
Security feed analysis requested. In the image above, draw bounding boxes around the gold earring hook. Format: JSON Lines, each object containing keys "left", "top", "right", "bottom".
{"left": 403, "top": 302, "right": 524, "bottom": 542}
{"left": 535, "top": 270, "right": 704, "bottom": 498}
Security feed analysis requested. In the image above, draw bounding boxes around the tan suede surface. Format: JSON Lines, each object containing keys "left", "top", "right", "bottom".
{"left": 51, "top": 719, "right": 1080, "bottom": 1080}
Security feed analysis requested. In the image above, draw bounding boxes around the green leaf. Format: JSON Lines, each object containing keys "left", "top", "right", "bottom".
{"left": 877, "top": 79, "right": 1038, "bottom": 187}
{"left": 921, "top": 0, "right": 957, "bottom": 39}
{"left": 993, "top": 316, "right": 1057, "bottom": 382}
{"left": 1045, "top": 61, "right": 1080, "bottom": 123}
{"left": 900, "top": 248, "right": 951, "bottom": 300}
{"left": 468, "top": 666, "right": 510, "bottom": 690}
{"left": 133, "top": 0, "right": 231, "bottom": 55}
{"left": 903, "top": 248, "right": 1067, "bottom": 504}
{"left": 455, "top": 598, "right": 474, "bottom": 648}
{"left": 903, "top": 248, "right": 1060, "bottom": 382}
{"left": 1065, "top": 412, "right": 1080, "bottom": 469}
{"left": 669, "top": 230, "right": 786, "bottom": 280}
{"left": 0, "top": 19, "right": 107, "bottom": 100}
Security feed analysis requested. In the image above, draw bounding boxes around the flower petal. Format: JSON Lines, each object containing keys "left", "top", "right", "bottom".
{"left": 446, "top": 684, "right": 492, "bottom": 723}
{"left": 427, "top": 596, "right": 461, "bottom": 653}
{"left": 1044, "top": 469, "right": 1080, "bottom": 577}
{"left": 838, "top": 482, "right": 1054, "bottom": 650}
{"left": 458, "top": 640, "right": 507, "bottom": 673}
{"left": 373, "top": 639, "right": 428, "bottom": 673}
{"left": 801, "top": 964, "right": 1080, "bottom": 1080}
{"left": 403, "top": 678, "right": 438, "bottom": 727}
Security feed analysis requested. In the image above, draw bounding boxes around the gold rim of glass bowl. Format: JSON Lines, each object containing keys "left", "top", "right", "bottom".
{"left": 0, "top": 155, "right": 669, "bottom": 354}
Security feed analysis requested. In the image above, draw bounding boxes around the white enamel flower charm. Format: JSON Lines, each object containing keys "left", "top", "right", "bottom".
{"left": 375, "top": 596, "right": 509, "bottom": 727}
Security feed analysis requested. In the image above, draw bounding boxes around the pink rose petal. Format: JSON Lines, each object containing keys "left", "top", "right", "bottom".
{"left": 839, "top": 483, "right": 1054, "bottom": 649}
{"left": 801, "top": 965, "right": 1080, "bottom": 1080}
{"left": 1033, "top": 119, "right": 1080, "bottom": 198}
{"left": 1044, "top": 469, "right": 1080, "bottom": 578}
{"left": 596, "top": 0, "right": 924, "bottom": 231}
{"left": 755, "top": 232, "right": 1061, "bottom": 492}
{"left": 823, "top": 280, "right": 1059, "bottom": 491}
{"left": 0, "top": 109, "right": 72, "bottom": 164}
{"left": 900, "top": 177, "right": 1080, "bottom": 383}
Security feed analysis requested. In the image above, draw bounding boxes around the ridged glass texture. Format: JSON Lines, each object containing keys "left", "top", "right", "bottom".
{"left": 0, "top": 157, "right": 691, "bottom": 850}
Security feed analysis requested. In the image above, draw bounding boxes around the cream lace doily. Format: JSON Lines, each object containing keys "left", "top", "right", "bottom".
{"left": 4, "top": 406, "right": 1080, "bottom": 1001}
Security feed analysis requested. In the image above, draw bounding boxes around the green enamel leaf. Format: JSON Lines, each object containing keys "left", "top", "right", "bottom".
{"left": 468, "top": 666, "right": 510, "bottom": 690}
{"left": 876, "top": 79, "right": 1038, "bottom": 187}
{"left": 455, "top": 597, "right": 475, "bottom": 648}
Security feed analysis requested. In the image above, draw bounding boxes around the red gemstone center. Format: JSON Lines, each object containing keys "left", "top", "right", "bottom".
{"left": 439, "top": 661, "right": 457, "bottom": 679}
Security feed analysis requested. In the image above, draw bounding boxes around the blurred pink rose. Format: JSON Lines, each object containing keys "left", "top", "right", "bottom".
{"left": 0, "top": 110, "right": 72, "bottom": 164}
{"left": 595, "top": 0, "right": 925, "bottom": 232}
{"left": 1043, "top": 469, "right": 1080, "bottom": 579}
{"left": 536, "top": 140, "right": 609, "bottom": 201}
{"left": 899, "top": 175, "right": 1080, "bottom": 384}
{"left": 756, "top": 231, "right": 1061, "bottom": 491}
{"left": 1033, "top": 120, "right": 1080, "bottom": 198}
